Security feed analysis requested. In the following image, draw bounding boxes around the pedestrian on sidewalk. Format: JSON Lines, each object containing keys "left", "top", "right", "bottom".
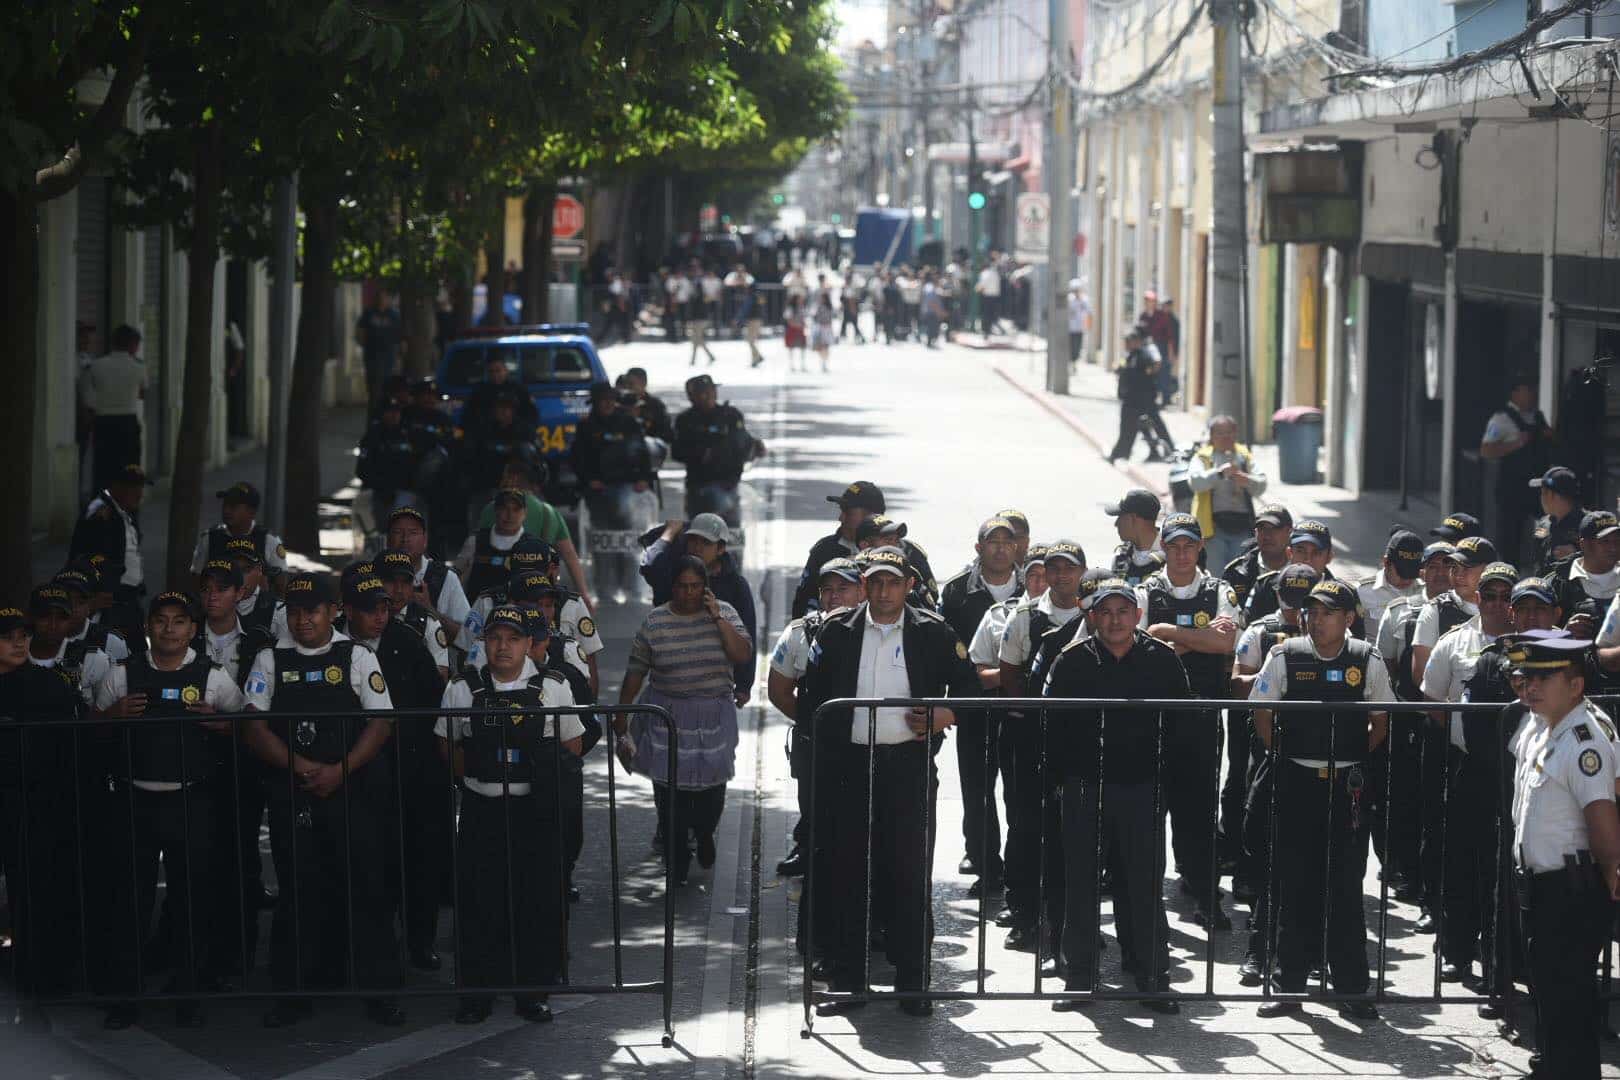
{"left": 1108, "top": 329, "right": 1162, "bottom": 463}
{"left": 1067, "top": 280, "right": 1091, "bottom": 368}
{"left": 811, "top": 295, "right": 836, "bottom": 371}
{"left": 1187, "top": 415, "right": 1267, "bottom": 572}
{"left": 615, "top": 556, "right": 751, "bottom": 886}
{"left": 976, "top": 257, "right": 1002, "bottom": 336}
{"left": 81, "top": 324, "right": 147, "bottom": 492}
{"left": 838, "top": 286, "right": 866, "bottom": 344}
{"left": 784, "top": 297, "right": 808, "bottom": 371}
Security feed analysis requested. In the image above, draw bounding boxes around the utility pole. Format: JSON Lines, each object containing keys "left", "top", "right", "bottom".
{"left": 1045, "top": 0, "right": 1073, "bottom": 395}
{"left": 263, "top": 172, "right": 296, "bottom": 532}
{"left": 1209, "top": 0, "right": 1250, "bottom": 434}
{"left": 966, "top": 83, "right": 980, "bottom": 325}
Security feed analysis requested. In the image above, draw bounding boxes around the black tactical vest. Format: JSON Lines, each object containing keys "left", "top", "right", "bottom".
{"left": 1144, "top": 574, "right": 1227, "bottom": 697}
{"left": 239, "top": 588, "right": 279, "bottom": 638}
{"left": 269, "top": 641, "right": 362, "bottom": 765}
{"left": 465, "top": 529, "right": 518, "bottom": 599}
{"left": 461, "top": 670, "right": 562, "bottom": 787}
{"left": 123, "top": 652, "right": 218, "bottom": 783}
{"left": 1277, "top": 637, "right": 1374, "bottom": 763}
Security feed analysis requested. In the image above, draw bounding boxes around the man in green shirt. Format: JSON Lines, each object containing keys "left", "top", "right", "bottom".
{"left": 474, "top": 458, "right": 594, "bottom": 612}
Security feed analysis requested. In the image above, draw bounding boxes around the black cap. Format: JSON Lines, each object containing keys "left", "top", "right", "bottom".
{"left": 216, "top": 481, "right": 261, "bottom": 508}
{"left": 1104, "top": 488, "right": 1161, "bottom": 520}
{"left": 1254, "top": 505, "right": 1293, "bottom": 529}
{"left": 1289, "top": 520, "right": 1333, "bottom": 550}
{"left": 1506, "top": 630, "right": 1592, "bottom": 676}
{"left": 1422, "top": 541, "right": 1457, "bottom": 565}
{"left": 1431, "top": 512, "right": 1482, "bottom": 542}
{"left": 374, "top": 549, "right": 416, "bottom": 580}
{"left": 508, "top": 570, "right": 553, "bottom": 602}
{"left": 1581, "top": 510, "right": 1620, "bottom": 541}
{"left": 112, "top": 463, "right": 153, "bottom": 487}
{"left": 63, "top": 556, "right": 106, "bottom": 590}
{"left": 1276, "top": 563, "right": 1323, "bottom": 608}
{"left": 1159, "top": 513, "right": 1203, "bottom": 544}
{"left": 199, "top": 558, "right": 244, "bottom": 588}
{"left": 994, "top": 508, "right": 1030, "bottom": 535}
{"left": 855, "top": 515, "right": 906, "bottom": 544}
{"left": 978, "top": 516, "right": 1017, "bottom": 542}
{"left": 522, "top": 606, "right": 551, "bottom": 638}
{"left": 685, "top": 373, "right": 717, "bottom": 392}
{"left": 339, "top": 560, "right": 377, "bottom": 593}
{"left": 0, "top": 607, "right": 26, "bottom": 634}
{"left": 1043, "top": 540, "right": 1086, "bottom": 566}
{"left": 148, "top": 590, "right": 200, "bottom": 621}
{"left": 828, "top": 481, "right": 886, "bottom": 513}
{"left": 507, "top": 536, "right": 557, "bottom": 573}
{"left": 344, "top": 575, "right": 390, "bottom": 611}
{"left": 818, "top": 557, "right": 862, "bottom": 584}
{"left": 1024, "top": 544, "right": 1050, "bottom": 566}
{"left": 484, "top": 605, "right": 531, "bottom": 635}
{"left": 859, "top": 547, "right": 911, "bottom": 578}
{"left": 1090, "top": 577, "right": 1139, "bottom": 607}
{"left": 1385, "top": 529, "right": 1425, "bottom": 577}
{"left": 51, "top": 570, "right": 94, "bottom": 597}
{"left": 1305, "top": 579, "right": 1359, "bottom": 613}
{"left": 1530, "top": 466, "right": 1580, "bottom": 497}
{"left": 1077, "top": 567, "right": 1113, "bottom": 610}
{"left": 1449, "top": 535, "right": 1500, "bottom": 568}
{"left": 1511, "top": 577, "right": 1559, "bottom": 606}
{"left": 222, "top": 536, "right": 262, "bottom": 565}
{"left": 28, "top": 584, "right": 72, "bottom": 615}
{"left": 283, "top": 573, "right": 337, "bottom": 608}
{"left": 1478, "top": 561, "right": 1519, "bottom": 589}
{"left": 386, "top": 505, "right": 427, "bottom": 530}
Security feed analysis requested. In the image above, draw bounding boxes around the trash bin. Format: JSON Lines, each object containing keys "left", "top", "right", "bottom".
{"left": 1272, "top": 406, "right": 1324, "bottom": 485}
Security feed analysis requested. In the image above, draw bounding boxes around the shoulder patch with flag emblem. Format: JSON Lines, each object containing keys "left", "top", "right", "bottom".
{"left": 369, "top": 670, "right": 386, "bottom": 695}
{"left": 1580, "top": 748, "right": 1603, "bottom": 777}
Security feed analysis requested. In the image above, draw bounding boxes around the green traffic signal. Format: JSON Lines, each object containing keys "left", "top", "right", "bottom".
{"left": 830, "top": 213, "right": 841, "bottom": 224}
{"left": 771, "top": 193, "right": 785, "bottom": 205}
{"left": 968, "top": 192, "right": 986, "bottom": 211}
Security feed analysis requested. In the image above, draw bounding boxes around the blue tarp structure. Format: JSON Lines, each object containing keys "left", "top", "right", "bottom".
{"left": 852, "top": 208, "right": 912, "bottom": 268}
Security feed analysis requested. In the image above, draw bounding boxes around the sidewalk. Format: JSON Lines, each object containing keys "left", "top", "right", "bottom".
{"left": 35, "top": 407, "right": 371, "bottom": 587}
{"left": 993, "top": 357, "right": 1443, "bottom": 579}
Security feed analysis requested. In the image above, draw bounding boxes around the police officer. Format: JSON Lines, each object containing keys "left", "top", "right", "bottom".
{"left": 571, "top": 382, "right": 654, "bottom": 597}
{"left": 454, "top": 488, "right": 536, "bottom": 600}
{"left": 855, "top": 515, "right": 939, "bottom": 609}
{"left": 221, "top": 536, "right": 288, "bottom": 642}
{"left": 385, "top": 506, "right": 471, "bottom": 642}
{"left": 1221, "top": 504, "right": 1293, "bottom": 612}
{"left": 457, "top": 397, "right": 543, "bottom": 525}
{"left": 1138, "top": 513, "right": 1240, "bottom": 930}
{"left": 343, "top": 566, "right": 449, "bottom": 971}
{"left": 1529, "top": 465, "right": 1584, "bottom": 575}
{"left": 1244, "top": 519, "right": 1340, "bottom": 625}
{"left": 670, "top": 373, "right": 764, "bottom": 525}
{"left": 798, "top": 547, "right": 977, "bottom": 1017}
{"left": 374, "top": 549, "right": 452, "bottom": 679}
{"left": 436, "top": 605, "right": 580, "bottom": 1024}
{"left": 52, "top": 565, "right": 131, "bottom": 662}
{"left": 938, "top": 517, "right": 1022, "bottom": 892}
{"left": 1418, "top": 560, "right": 1519, "bottom": 989}
{"left": 189, "top": 482, "right": 290, "bottom": 588}
{"left": 768, "top": 557, "right": 865, "bottom": 881}
{"left": 969, "top": 546, "right": 1047, "bottom": 684}
{"left": 68, "top": 462, "right": 151, "bottom": 644}
{"left": 1410, "top": 535, "right": 1499, "bottom": 687}
{"left": 792, "top": 482, "right": 883, "bottom": 616}
{"left": 239, "top": 573, "right": 403, "bottom": 1028}
{"left": 91, "top": 591, "right": 245, "bottom": 1028}
{"left": 1105, "top": 489, "right": 1165, "bottom": 585}
{"left": 355, "top": 398, "right": 422, "bottom": 531}
{"left": 1356, "top": 529, "right": 1424, "bottom": 632}
{"left": 1508, "top": 632, "right": 1620, "bottom": 1079}
{"left": 1478, "top": 371, "right": 1553, "bottom": 566}
{"left": 459, "top": 355, "right": 538, "bottom": 432}
{"left": 997, "top": 541, "right": 1086, "bottom": 953}
{"left": 1551, "top": 510, "right": 1620, "bottom": 629}
{"left": 458, "top": 538, "right": 560, "bottom": 661}
{"left": 26, "top": 582, "right": 112, "bottom": 704}
{"left": 522, "top": 602, "right": 597, "bottom": 901}
{"left": 1046, "top": 578, "right": 1189, "bottom": 1014}
{"left": 1250, "top": 580, "right": 1392, "bottom": 1020}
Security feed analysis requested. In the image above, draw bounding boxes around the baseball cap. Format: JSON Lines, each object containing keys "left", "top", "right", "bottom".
{"left": 1506, "top": 631, "right": 1591, "bottom": 677}
{"left": 685, "top": 373, "right": 717, "bottom": 392}
{"left": 493, "top": 487, "right": 528, "bottom": 509}
{"left": 860, "top": 547, "right": 910, "bottom": 578}
{"left": 1275, "top": 563, "right": 1323, "bottom": 608}
{"left": 1449, "top": 535, "right": 1500, "bottom": 567}
{"left": 1511, "top": 577, "right": 1559, "bottom": 606}
{"left": 1044, "top": 540, "right": 1086, "bottom": 566}
{"left": 1289, "top": 520, "right": 1333, "bottom": 550}
{"left": 506, "top": 537, "right": 556, "bottom": 573}
{"left": 1254, "top": 505, "right": 1293, "bottom": 529}
{"left": 817, "top": 557, "right": 862, "bottom": 584}
{"left": 1304, "top": 579, "right": 1359, "bottom": 613}
{"left": 216, "top": 481, "right": 261, "bottom": 507}
{"left": 345, "top": 575, "right": 390, "bottom": 611}
{"left": 508, "top": 571, "right": 553, "bottom": 602}
{"left": 1529, "top": 466, "right": 1580, "bottom": 497}
{"left": 687, "top": 513, "right": 730, "bottom": 544}
{"left": 828, "top": 481, "right": 886, "bottom": 513}
{"left": 148, "top": 590, "right": 200, "bottom": 621}
{"left": 1024, "top": 544, "right": 1050, "bottom": 567}
{"left": 1385, "top": 529, "right": 1425, "bottom": 577}
{"left": 484, "top": 605, "right": 531, "bottom": 635}
{"left": 1581, "top": 510, "right": 1620, "bottom": 541}
{"left": 199, "top": 558, "right": 244, "bottom": 588}
{"left": 339, "top": 559, "right": 377, "bottom": 592}
{"left": 993, "top": 509, "right": 1030, "bottom": 535}
{"left": 28, "top": 584, "right": 72, "bottom": 615}
{"left": 0, "top": 607, "right": 26, "bottom": 634}
{"left": 1104, "top": 488, "right": 1161, "bottom": 520}
{"left": 1431, "top": 512, "right": 1482, "bottom": 542}
{"left": 521, "top": 606, "right": 552, "bottom": 638}
{"left": 1478, "top": 561, "right": 1519, "bottom": 589}
{"left": 374, "top": 548, "right": 416, "bottom": 580}
{"left": 1090, "top": 577, "right": 1139, "bottom": 607}
{"left": 51, "top": 569, "right": 94, "bottom": 597}
{"left": 978, "top": 516, "right": 1017, "bottom": 542}
{"left": 283, "top": 573, "right": 337, "bottom": 608}
{"left": 855, "top": 515, "right": 907, "bottom": 544}
{"left": 1421, "top": 541, "right": 1457, "bottom": 565}
{"left": 63, "top": 556, "right": 106, "bottom": 591}
{"left": 1077, "top": 567, "right": 1112, "bottom": 610}
{"left": 1159, "top": 513, "right": 1203, "bottom": 544}
{"left": 111, "top": 463, "right": 153, "bottom": 487}
{"left": 386, "top": 505, "right": 427, "bottom": 530}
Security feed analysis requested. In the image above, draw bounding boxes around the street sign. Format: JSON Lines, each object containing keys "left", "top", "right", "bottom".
{"left": 1015, "top": 191, "right": 1049, "bottom": 263}
{"left": 552, "top": 194, "right": 585, "bottom": 240}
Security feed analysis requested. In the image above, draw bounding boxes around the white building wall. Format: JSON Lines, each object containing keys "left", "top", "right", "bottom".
{"left": 1457, "top": 122, "right": 1554, "bottom": 253}
{"left": 1361, "top": 135, "right": 1442, "bottom": 247}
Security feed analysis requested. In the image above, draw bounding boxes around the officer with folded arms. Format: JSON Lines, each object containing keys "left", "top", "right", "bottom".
{"left": 1507, "top": 632, "right": 1620, "bottom": 1080}
{"left": 1249, "top": 579, "right": 1391, "bottom": 1021}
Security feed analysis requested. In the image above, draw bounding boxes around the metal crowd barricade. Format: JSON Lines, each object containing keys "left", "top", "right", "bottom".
{"left": 0, "top": 702, "right": 679, "bottom": 1046}
{"left": 798, "top": 694, "right": 1609, "bottom": 1034}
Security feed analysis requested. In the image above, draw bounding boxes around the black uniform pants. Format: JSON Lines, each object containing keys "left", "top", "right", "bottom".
{"left": 1109, "top": 403, "right": 1146, "bottom": 461}
{"left": 652, "top": 782, "right": 727, "bottom": 881}
{"left": 1274, "top": 761, "right": 1370, "bottom": 994}
{"left": 211, "top": 747, "right": 269, "bottom": 976}
{"left": 265, "top": 775, "right": 398, "bottom": 994}
{"left": 1416, "top": 722, "right": 1448, "bottom": 908}
{"left": 789, "top": 730, "right": 812, "bottom": 847}
{"left": 93, "top": 783, "right": 215, "bottom": 995}
{"left": 91, "top": 413, "right": 142, "bottom": 491}
{"left": 562, "top": 752, "right": 585, "bottom": 881}
{"left": 1523, "top": 869, "right": 1614, "bottom": 1080}
{"left": 1002, "top": 717, "right": 1045, "bottom": 924}
{"left": 456, "top": 789, "right": 565, "bottom": 1001}
{"left": 0, "top": 784, "right": 84, "bottom": 997}
{"left": 1166, "top": 710, "right": 1222, "bottom": 905}
{"left": 1441, "top": 748, "right": 1508, "bottom": 978}
{"left": 389, "top": 754, "right": 453, "bottom": 956}
{"left": 954, "top": 707, "right": 1004, "bottom": 882}
{"left": 1218, "top": 712, "right": 1253, "bottom": 863}
{"left": 1060, "top": 778, "right": 1168, "bottom": 991}
{"left": 797, "top": 737, "right": 840, "bottom": 957}
{"left": 829, "top": 742, "right": 937, "bottom": 990}
{"left": 1371, "top": 713, "right": 1423, "bottom": 885}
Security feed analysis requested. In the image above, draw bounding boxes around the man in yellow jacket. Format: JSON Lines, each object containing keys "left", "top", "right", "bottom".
{"left": 1188, "top": 415, "right": 1269, "bottom": 572}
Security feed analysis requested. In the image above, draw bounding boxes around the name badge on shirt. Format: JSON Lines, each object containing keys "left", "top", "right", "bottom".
{"left": 281, "top": 671, "right": 300, "bottom": 684}
{"left": 1325, "top": 669, "right": 1345, "bottom": 683}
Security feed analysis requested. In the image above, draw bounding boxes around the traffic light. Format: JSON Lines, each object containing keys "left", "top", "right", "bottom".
{"left": 771, "top": 192, "right": 785, "bottom": 206}
{"left": 830, "top": 213, "right": 842, "bottom": 224}
{"left": 967, "top": 191, "right": 987, "bottom": 211}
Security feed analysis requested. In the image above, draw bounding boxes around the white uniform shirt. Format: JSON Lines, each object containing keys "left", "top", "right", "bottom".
{"left": 998, "top": 593, "right": 1082, "bottom": 667}
{"left": 1571, "top": 559, "right": 1620, "bottom": 610}
{"left": 1235, "top": 615, "right": 1300, "bottom": 672}
{"left": 1375, "top": 595, "right": 1416, "bottom": 664}
{"left": 1248, "top": 638, "right": 1394, "bottom": 765}
{"left": 770, "top": 619, "right": 814, "bottom": 681}
{"left": 189, "top": 524, "right": 290, "bottom": 577}
{"left": 67, "top": 622, "right": 129, "bottom": 662}
{"left": 852, "top": 616, "right": 913, "bottom": 745}
{"left": 1512, "top": 702, "right": 1620, "bottom": 873}
{"left": 413, "top": 558, "right": 471, "bottom": 634}
{"left": 32, "top": 639, "right": 112, "bottom": 705}
{"left": 92, "top": 650, "right": 246, "bottom": 790}
{"left": 459, "top": 592, "right": 599, "bottom": 669}
{"left": 81, "top": 350, "right": 146, "bottom": 415}
{"left": 84, "top": 493, "right": 143, "bottom": 588}
{"left": 1357, "top": 568, "right": 1418, "bottom": 633}
{"left": 434, "top": 658, "right": 582, "bottom": 797}
{"left": 201, "top": 620, "right": 249, "bottom": 682}
{"left": 452, "top": 527, "right": 522, "bottom": 582}
{"left": 1597, "top": 592, "right": 1620, "bottom": 648}
{"left": 1481, "top": 404, "right": 1539, "bottom": 448}
{"left": 242, "top": 631, "right": 394, "bottom": 713}
{"left": 1134, "top": 570, "right": 1241, "bottom": 629}
{"left": 976, "top": 266, "right": 1001, "bottom": 298}
{"left": 969, "top": 597, "right": 1017, "bottom": 666}
{"left": 1413, "top": 592, "right": 1480, "bottom": 651}
{"left": 1418, "top": 618, "right": 1498, "bottom": 751}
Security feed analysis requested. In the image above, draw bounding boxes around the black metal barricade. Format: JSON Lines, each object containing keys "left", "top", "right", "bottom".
{"left": 0, "top": 703, "right": 679, "bottom": 1046}
{"left": 799, "top": 694, "right": 1616, "bottom": 1034}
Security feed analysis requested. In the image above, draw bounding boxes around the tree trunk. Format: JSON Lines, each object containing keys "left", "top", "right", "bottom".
{"left": 522, "top": 182, "right": 556, "bottom": 323}
{"left": 398, "top": 279, "right": 436, "bottom": 377}
{"left": 484, "top": 195, "right": 507, "bottom": 327}
{"left": 0, "top": 188, "right": 40, "bottom": 599}
{"left": 448, "top": 259, "right": 474, "bottom": 341}
{"left": 164, "top": 122, "right": 224, "bottom": 588}
{"left": 283, "top": 186, "right": 337, "bottom": 554}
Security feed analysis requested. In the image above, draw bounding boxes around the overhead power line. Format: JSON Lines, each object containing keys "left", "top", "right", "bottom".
{"left": 1328, "top": 0, "right": 1605, "bottom": 83}
{"left": 1065, "top": 0, "right": 1210, "bottom": 101}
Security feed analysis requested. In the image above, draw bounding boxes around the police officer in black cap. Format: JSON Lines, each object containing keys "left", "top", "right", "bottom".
{"left": 572, "top": 382, "right": 655, "bottom": 595}
{"left": 68, "top": 462, "right": 152, "bottom": 644}
{"left": 356, "top": 400, "right": 423, "bottom": 533}
{"left": 1508, "top": 631, "right": 1620, "bottom": 1079}
{"left": 854, "top": 515, "right": 939, "bottom": 609}
{"left": 1221, "top": 504, "right": 1293, "bottom": 612}
{"left": 240, "top": 572, "right": 403, "bottom": 1028}
{"left": 1431, "top": 511, "right": 1484, "bottom": 545}
{"left": 1478, "top": 371, "right": 1553, "bottom": 566}
{"left": 792, "top": 481, "right": 884, "bottom": 616}
{"left": 1550, "top": 510, "right": 1620, "bottom": 630}
{"left": 1105, "top": 489, "right": 1165, "bottom": 585}
{"left": 1243, "top": 519, "right": 1341, "bottom": 626}
{"left": 1529, "top": 466, "right": 1585, "bottom": 575}
{"left": 1250, "top": 579, "right": 1392, "bottom": 1020}
{"left": 436, "top": 604, "right": 580, "bottom": 1024}
{"left": 671, "top": 373, "right": 764, "bottom": 526}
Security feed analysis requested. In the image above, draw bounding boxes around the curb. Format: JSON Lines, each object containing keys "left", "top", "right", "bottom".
{"left": 990, "top": 365, "right": 1167, "bottom": 498}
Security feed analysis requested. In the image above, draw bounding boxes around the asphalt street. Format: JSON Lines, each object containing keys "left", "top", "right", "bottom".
{"left": 8, "top": 331, "right": 1599, "bottom": 1078}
